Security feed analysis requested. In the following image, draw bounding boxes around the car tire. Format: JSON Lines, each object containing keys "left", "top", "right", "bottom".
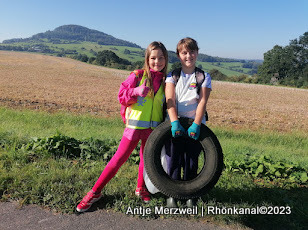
{"left": 144, "top": 117, "right": 223, "bottom": 199}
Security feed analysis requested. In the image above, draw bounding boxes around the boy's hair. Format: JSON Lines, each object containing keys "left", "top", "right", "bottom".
{"left": 176, "top": 37, "right": 199, "bottom": 55}
{"left": 143, "top": 41, "right": 168, "bottom": 94}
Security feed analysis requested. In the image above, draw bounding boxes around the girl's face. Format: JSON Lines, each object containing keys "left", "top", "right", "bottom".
{"left": 148, "top": 48, "right": 166, "bottom": 72}
{"left": 178, "top": 47, "right": 198, "bottom": 69}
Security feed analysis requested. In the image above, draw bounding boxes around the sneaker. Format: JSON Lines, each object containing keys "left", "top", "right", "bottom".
{"left": 135, "top": 187, "right": 151, "bottom": 203}
{"left": 76, "top": 190, "right": 102, "bottom": 212}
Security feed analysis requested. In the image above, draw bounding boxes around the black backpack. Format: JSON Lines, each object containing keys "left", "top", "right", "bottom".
{"left": 166, "top": 67, "right": 209, "bottom": 121}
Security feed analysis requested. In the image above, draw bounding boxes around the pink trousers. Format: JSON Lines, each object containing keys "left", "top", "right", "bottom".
{"left": 91, "top": 136, "right": 147, "bottom": 193}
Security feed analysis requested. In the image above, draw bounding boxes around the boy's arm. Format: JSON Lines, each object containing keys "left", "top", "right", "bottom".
{"left": 165, "top": 82, "right": 178, "bottom": 122}
{"left": 194, "top": 87, "right": 211, "bottom": 125}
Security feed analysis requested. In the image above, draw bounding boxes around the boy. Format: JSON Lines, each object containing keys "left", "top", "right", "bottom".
{"left": 164, "top": 37, "right": 212, "bottom": 208}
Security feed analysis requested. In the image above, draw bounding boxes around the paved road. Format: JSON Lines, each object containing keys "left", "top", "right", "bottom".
{"left": 0, "top": 201, "right": 244, "bottom": 230}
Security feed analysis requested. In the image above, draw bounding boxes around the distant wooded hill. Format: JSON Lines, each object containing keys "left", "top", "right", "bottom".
{"left": 3, "top": 25, "right": 141, "bottom": 48}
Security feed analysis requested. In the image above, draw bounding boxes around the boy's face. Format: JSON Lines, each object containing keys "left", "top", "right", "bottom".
{"left": 178, "top": 46, "right": 198, "bottom": 69}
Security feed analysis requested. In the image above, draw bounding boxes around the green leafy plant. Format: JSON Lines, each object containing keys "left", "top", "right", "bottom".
{"left": 22, "top": 133, "right": 140, "bottom": 164}
{"left": 225, "top": 154, "right": 308, "bottom": 185}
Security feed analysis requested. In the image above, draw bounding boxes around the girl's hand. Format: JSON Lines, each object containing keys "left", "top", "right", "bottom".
{"left": 132, "top": 79, "right": 150, "bottom": 97}
{"left": 187, "top": 122, "right": 200, "bottom": 140}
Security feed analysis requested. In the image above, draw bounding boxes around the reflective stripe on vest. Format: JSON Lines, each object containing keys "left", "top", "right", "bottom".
{"left": 125, "top": 119, "right": 161, "bottom": 128}
{"left": 126, "top": 71, "right": 165, "bottom": 130}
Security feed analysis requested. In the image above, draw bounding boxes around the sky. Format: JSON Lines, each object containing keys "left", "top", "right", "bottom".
{"left": 0, "top": 0, "right": 307, "bottom": 60}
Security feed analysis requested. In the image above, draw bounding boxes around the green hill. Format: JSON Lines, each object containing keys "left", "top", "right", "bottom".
{"left": 3, "top": 25, "right": 141, "bottom": 48}
{"left": 0, "top": 25, "right": 261, "bottom": 76}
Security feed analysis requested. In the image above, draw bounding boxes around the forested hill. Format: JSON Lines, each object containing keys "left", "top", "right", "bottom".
{"left": 2, "top": 25, "right": 141, "bottom": 48}
{"left": 1, "top": 24, "right": 249, "bottom": 63}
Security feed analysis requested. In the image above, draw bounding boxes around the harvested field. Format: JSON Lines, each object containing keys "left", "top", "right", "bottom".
{"left": 0, "top": 51, "right": 127, "bottom": 116}
{"left": 0, "top": 51, "right": 307, "bottom": 133}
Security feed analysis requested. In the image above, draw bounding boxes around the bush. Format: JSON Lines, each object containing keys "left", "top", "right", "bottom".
{"left": 209, "top": 69, "right": 227, "bottom": 81}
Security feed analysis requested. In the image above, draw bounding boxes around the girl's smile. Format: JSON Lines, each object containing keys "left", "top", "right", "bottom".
{"left": 149, "top": 49, "right": 166, "bottom": 72}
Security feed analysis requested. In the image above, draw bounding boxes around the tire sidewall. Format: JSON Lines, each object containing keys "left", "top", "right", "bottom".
{"left": 144, "top": 118, "right": 223, "bottom": 199}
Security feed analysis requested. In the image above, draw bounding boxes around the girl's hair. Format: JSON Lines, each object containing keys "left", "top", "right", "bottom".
{"left": 143, "top": 41, "right": 168, "bottom": 95}
{"left": 176, "top": 37, "right": 199, "bottom": 55}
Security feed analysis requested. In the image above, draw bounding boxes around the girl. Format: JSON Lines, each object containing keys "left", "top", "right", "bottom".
{"left": 76, "top": 41, "right": 168, "bottom": 212}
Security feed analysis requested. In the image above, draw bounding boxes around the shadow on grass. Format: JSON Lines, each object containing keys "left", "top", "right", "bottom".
{"left": 204, "top": 186, "right": 308, "bottom": 230}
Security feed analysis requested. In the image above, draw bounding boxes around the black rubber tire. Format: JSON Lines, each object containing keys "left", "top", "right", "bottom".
{"left": 144, "top": 117, "right": 223, "bottom": 199}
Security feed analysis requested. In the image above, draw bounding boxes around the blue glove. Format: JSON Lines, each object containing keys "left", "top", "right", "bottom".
{"left": 171, "top": 120, "right": 186, "bottom": 138}
{"left": 187, "top": 122, "right": 201, "bottom": 140}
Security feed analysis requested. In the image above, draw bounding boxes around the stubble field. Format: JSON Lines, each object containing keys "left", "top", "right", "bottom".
{"left": 0, "top": 50, "right": 307, "bottom": 134}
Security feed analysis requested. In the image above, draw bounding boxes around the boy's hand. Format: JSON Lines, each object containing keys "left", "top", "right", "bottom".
{"left": 171, "top": 120, "right": 186, "bottom": 138}
{"left": 132, "top": 80, "right": 150, "bottom": 97}
{"left": 187, "top": 122, "right": 200, "bottom": 140}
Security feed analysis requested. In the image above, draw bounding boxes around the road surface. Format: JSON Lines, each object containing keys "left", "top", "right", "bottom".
{"left": 0, "top": 201, "right": 247, "bottom": 230}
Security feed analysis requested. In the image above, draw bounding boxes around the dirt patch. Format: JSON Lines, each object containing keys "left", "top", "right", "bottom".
{"left": 1, "top": 51, "right": 307, "bottom": 133}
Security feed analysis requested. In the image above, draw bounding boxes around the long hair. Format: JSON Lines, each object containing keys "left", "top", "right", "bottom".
{"left": 143, "top": 41, "right": 168, "bottom": 95}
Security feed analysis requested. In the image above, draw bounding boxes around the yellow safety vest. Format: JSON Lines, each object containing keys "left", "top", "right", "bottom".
{"left": 125, "top": 71, "right": 165, "bottom": 129}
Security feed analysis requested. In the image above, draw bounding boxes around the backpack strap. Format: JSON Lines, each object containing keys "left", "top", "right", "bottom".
{"left": 194, "top": 67, "right": 205, "bottom": 94}
{"left": 194, "top": 67, "right": 208, "bottom": 120}
{"left": 171, "top": 68, "right": 182, "bottom": 85}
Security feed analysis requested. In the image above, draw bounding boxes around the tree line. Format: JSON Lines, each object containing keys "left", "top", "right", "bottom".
{"left": 78, "top": 51, "right": 260, "bottom": 84}
{"left": 72, "top": 31, "right": 307, "bottom": 88}
{"left": 257, "top": 32, "right": 307, "bottom": 88}
{"left": 74, "top": 50, "right": 144, "bottom": 70}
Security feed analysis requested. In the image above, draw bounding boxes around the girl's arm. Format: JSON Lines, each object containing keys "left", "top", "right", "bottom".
{"left": 194, "top": 87, "right": 211, "bottom": 125}
{"left": 165, "top": 82, "right": 178, "bottom": 122}
{"left": 118, "top": 72, "right": 139, "bottom": 106}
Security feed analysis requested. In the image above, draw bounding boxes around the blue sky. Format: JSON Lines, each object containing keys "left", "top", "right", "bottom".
{"left": 0, "top": 0, "right": 307, "bottom": 60}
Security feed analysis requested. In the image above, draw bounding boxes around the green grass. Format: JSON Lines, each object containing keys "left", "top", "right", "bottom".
{"left": 0, "top": 107, "right": 124, "bottom": 141}
{"left": 197, "top": 61, "right": 248, "bottom": 76}
{"left": 210, "top": 127, "right": 308, "bottom": 169}
{"left": 211, "top": 61, "right": 253, "bottom": 74}
{"left": 0, "top": 107, "right": 307, "bottom": 229}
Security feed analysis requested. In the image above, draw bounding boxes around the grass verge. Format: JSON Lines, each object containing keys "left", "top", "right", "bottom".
{"left": 0, "top": 107, "right": 307, "bottom": 229}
